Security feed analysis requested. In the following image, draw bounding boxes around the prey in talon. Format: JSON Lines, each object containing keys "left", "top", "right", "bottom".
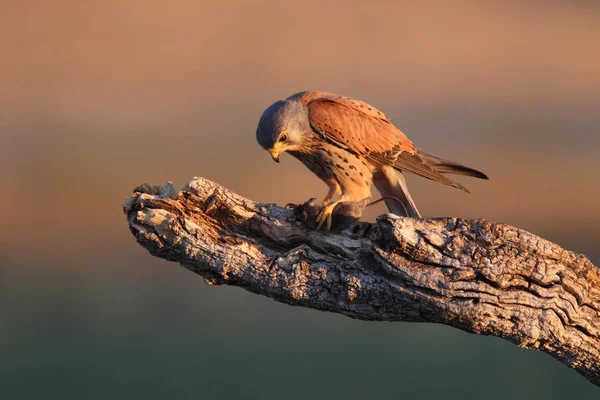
{"left": 256, "top": 91, "right": 489, "bottom": 230}
{"left": 292, "top": 198, "right": 364, "bottom": 232}
{"left": 293, "top": 196, "right": 409, "bottom": 232}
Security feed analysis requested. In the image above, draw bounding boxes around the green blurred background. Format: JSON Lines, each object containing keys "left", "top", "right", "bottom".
{"left": 1, "top": 1, "right": 599, "bottom": 399}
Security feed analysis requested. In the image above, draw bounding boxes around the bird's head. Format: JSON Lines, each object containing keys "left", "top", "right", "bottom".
{"left": 256, "top": 99, "right": 310, "bottom": 162}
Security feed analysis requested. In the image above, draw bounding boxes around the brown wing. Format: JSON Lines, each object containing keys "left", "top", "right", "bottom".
{"left": 290, "top": 91, "right": 471, "bottom": 191}
{"left": 289, "top": 92, "right": 415, "bottom": 162}
{"left": 289, "top": 91, "right": 394, "bottom": 122}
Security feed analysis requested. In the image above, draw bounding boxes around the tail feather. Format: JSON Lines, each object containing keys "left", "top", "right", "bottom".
{"left": 391, "top": 152, "right": 471, "bottom": 193}
{"left": 418, "top": 150, "right": 489, "bottom": 180}
{"left": 387, "top": 149, "right": 488, "bottom": 193}
{"left": 373, "top": 166, "right": 421, "bottom": 218}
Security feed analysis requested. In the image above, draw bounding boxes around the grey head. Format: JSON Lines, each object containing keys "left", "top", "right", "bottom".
{"left": 256, "top": 99, "right": 310, "bottom": 162}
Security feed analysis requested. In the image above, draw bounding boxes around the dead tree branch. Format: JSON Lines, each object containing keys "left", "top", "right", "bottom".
{"left": 123, "top": 177, "right": 600, "bottom": 385}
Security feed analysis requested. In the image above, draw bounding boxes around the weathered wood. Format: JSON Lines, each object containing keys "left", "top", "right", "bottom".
{"left": 123, "top": 177, "right": 600, "bottom": 385}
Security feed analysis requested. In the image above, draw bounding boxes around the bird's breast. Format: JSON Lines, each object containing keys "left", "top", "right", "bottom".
{"left": 291, "top": 142, "right": 373, "bottom": 201}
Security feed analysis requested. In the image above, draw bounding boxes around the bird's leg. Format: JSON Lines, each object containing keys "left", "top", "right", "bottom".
{"left": 316, "top": 179, "right": 343, "bottom": 230}
{"left": 316, "top": 195, "right": 349, "bottom": 231}
{"left": 321, "top": 178, "right": 341, "bottom": 205}
{"left": 315, "top": 201, "right": 340, "bottom": 231}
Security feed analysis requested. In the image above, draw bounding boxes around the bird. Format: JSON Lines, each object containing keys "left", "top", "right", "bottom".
{"left": 256, "top": 91, "right": 488, "bottom": 230}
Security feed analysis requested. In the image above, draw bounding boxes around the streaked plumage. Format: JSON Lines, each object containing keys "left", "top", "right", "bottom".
{"left": 256, "top": 91, "right": 488, "bottom": 229}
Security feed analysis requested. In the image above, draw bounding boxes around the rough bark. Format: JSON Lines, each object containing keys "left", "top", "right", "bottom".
{"left": 123, "top": 177, "right": 600, "bottom": 385}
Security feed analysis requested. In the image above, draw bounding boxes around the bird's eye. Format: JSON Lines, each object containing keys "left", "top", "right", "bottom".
{"left": 279, "top": 134, "right": 288, "bottom": 142}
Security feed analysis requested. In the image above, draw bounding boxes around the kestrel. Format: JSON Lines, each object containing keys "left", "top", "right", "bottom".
{"left": 256, "top": 91, "right": 488, "bottom": 230}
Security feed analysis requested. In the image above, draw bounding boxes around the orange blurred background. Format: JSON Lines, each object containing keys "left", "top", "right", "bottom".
{"left": 1, "top": 1, "right": 599, "bottom": 398}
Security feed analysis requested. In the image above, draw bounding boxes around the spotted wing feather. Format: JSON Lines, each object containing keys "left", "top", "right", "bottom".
{"left": 303, "top": 98, "right": 416, "bottom": 163}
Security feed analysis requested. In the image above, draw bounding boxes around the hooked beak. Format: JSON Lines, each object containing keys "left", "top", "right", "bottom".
{"left": 269, "top": 149, "right": 281, "bottom": 163}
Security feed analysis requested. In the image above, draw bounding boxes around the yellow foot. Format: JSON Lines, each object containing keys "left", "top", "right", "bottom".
{"left": 315, "top": 202, "right": 339, "bottom": 231}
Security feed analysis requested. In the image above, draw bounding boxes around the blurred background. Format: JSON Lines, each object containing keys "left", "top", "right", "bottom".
{"left": 1, "top": 1, "right": 599, "bottom": 398}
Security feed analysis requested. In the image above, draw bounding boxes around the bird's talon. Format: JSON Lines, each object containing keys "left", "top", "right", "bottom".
{"left": 315, "top": 203, "right": 337, "bottom": 231}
